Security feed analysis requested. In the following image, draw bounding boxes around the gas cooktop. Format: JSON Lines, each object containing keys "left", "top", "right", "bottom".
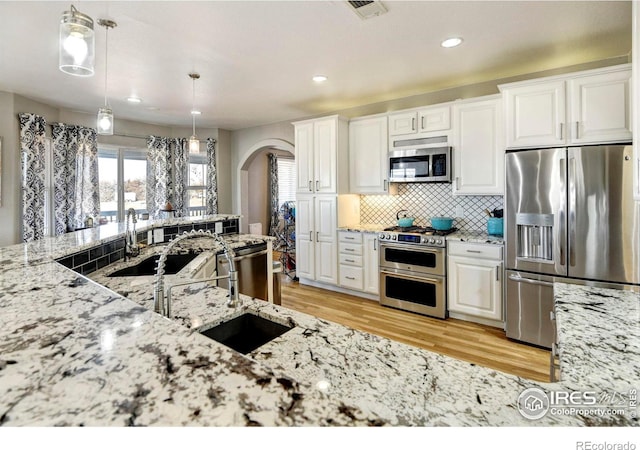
{"left": 383, "top": 226, "right": 458, "bottom": 236}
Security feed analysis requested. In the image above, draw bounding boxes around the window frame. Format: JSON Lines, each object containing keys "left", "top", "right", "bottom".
{"left": 98, "top": 145, "right": 148, "bottom": 222}
{"left": 187, "top": 153, "right": 207, "bottom": 216}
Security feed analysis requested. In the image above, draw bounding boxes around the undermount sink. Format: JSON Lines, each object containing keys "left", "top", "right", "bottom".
{"left": 199, "top": 313, "right": 293, "bottom": 354}
{"left": 108, "top": 253, "right": 198, "bottom": 277}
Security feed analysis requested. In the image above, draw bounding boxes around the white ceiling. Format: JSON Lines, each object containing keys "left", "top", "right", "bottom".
{"left": 0, "top": 1, "right": 632, "bottom": 131}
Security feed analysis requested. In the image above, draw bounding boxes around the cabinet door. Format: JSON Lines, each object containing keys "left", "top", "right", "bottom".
{"left": 418, "top": 105, "right": 451, "bottom": 133}
{"left": 453, "top": 98, "right": 504, "bottom": 195}
{"left": 314, "top": 196, "right": 337, "bottom": 284}
{"left": 313, "top": 118, "right": 337, "bottom": 193}
{"left": 349, "top": 117, "right": 389, "bottom": 194}
{"left": 295, "top": 196, "right": 315, "bottom": 279}
{"left": 568, "top": 69, "right": 632, "bottom": 144}
{"left": 363, "top": 234, "right": 379, "bottom": 295}
{"left": 634, "top": 3, "right": 640, "bottom": 200}
{"left": 504, "top": 80, "right": 566, "bottom": 148}
{"left": 388, "top": 111, "right": 418, "bottom": 136}
{"left": 448, "top": 255, "right": 503, "bottom": 321}
{"left": 295, "top": 122, "right": 314, "bottom": 193}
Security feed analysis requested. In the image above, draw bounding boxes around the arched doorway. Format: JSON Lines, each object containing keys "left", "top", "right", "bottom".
{"left": 236, "top": 138, "right": 294, "bottom": 233}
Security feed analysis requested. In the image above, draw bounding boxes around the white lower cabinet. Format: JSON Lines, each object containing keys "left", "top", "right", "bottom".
{"left": 338, "top": 231, "right": 379, "bottom": 295}
{"left": 296, "top": 195, "right": 338, "bottom": 285}
{"left": 447, "top": 242, "right": 504, "bottom": 326}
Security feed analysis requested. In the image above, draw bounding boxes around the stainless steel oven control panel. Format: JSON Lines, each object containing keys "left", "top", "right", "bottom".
{"left": 378, "top": 232, "right": 445, "bottom": 247}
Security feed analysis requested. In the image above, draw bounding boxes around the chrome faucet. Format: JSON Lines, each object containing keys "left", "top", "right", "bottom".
{"left": 153, "top": 229, "right": 240, "bottom": 318}
{"left": 125, "top": 208, "right": 139, "bottom": 259}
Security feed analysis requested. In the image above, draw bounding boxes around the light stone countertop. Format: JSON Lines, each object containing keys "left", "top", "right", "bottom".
{"left": 0, "top": 217, "right": 636, "bottom": 426}
{"left": 446, "top": 230, "right": 504, "bottom": 245}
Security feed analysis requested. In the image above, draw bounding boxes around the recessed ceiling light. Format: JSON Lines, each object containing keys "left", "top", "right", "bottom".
{"left": 441, "top": 37, "right": 463, "bottom": 48}
{"left": 126, "top": 96, "right": 142, "bottom": 103}
{"left": 191, "top": 110, "right": 201, "bottom": 115}
{"left": 312, "top": 75, "right": 328, "bottom": 83}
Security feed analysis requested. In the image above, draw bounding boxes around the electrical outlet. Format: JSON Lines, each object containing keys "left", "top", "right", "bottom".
{"left": 455, "top": 206, "right": 464, "bottom": 217}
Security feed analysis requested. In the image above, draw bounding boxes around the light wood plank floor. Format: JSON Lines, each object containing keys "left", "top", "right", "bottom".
{"left": 278, "top": 275, "right": 550, "bottom": 382}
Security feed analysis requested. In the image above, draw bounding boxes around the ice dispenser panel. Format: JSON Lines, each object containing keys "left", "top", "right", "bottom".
{"left": 516, "top": 213, "right": 554, "bottom": 262}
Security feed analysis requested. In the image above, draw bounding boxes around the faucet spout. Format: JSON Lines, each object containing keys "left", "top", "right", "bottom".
{"left": 125, "top": 208, "right": 139, "bottom": 259}
{"left": 153, "top": 229, "right": 239, "bottom": 318}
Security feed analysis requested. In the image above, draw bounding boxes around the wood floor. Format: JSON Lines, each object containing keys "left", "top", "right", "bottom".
{"left": 278, "top": 275, "right": 550, "bottom": 382}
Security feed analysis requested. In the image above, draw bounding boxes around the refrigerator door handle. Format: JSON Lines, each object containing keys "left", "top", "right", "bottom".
{"left": 508, "top": 273, "right": 554, "bottom": 287}
{"left": 568, "top": 157, "right": 576, "bottom": 268}
{"left": 559, "top": 157, "right": 566, "bottom": 267}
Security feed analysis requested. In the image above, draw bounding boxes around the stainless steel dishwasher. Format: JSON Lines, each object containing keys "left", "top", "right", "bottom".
{"left": 216, "top": 243, "right": 269, "bottom": 300}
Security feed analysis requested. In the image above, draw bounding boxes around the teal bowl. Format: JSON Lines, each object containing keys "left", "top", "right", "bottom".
{"left": 430, "top": 217, "right": 454, "bottom": 231}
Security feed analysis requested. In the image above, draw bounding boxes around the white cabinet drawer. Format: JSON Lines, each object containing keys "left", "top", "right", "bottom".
{"left": 338, "top": 231, "right": 363, "bottom": 244}
{"left": 339, "top": 253, "right": 363, "bottom": 266}
{"left": 448, "top": 242, "right": 503, "bottom": 259}
{"left": 339, "top": 242, "right": 363, "bottom": 256}
{"left": 339, "top": 265, "right": 364, "bottom": 290}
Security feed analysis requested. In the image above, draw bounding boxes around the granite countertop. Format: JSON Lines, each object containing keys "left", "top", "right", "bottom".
{"left": 446, "top": 230, "right": 504, "bottom": 245}
{"left": 0, "top": 217, "right": 636, "bottom": 426}
{"left": 338, "top": 224, "right": 386, "bottom": 234}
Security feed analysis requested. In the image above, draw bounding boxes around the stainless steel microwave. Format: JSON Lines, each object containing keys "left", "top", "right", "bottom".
{"left": 389, "top": 146, "right": 452, "bottom": 183}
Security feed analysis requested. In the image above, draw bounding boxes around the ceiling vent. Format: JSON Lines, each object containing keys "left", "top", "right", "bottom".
{"left": 347, "top": 1, "right": 387, "bottom": 20}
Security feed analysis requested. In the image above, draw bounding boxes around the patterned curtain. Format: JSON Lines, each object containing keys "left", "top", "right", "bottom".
{"left": 268, "top": 153, "right": 279, "bottom": 236}
{"left": 19, "top": 113, "right": 46, "bottom": 242}
{"left": 146, "top": 135, "right": 171, "bottom": 219}
{"left": 172, "top": 138, "right": 189, "bottom": 217}
{"left": 51, "top": 123, "right": 100, "bottom": 234}
{"left": 205, "top": 138, "right": 218, "bottom": 215}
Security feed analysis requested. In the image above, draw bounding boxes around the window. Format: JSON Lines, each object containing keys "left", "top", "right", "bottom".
{"left": 188, "top": 153, "right": 207, "bottom": 216}
{"left": 98, "top": 147, "right": 148, "bottom": 222}
{"left": 277, "top": 157, "right": 296, "bottom": 207}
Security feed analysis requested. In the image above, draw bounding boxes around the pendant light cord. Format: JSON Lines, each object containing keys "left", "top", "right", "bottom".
{"left": 192, "top": 76, "right": 196, "bottom": 135}
{"left": 104, "top": 25, "right": 109, "bottom": 108}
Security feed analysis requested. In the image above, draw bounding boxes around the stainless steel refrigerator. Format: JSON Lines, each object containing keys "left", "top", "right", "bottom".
{"left": 505, "top": 144, "right": 639, "bottom": 348}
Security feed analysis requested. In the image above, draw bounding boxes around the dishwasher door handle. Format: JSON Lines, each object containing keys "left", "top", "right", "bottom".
{"left": 508, "top": 274, "right": 554, "bottom": 287}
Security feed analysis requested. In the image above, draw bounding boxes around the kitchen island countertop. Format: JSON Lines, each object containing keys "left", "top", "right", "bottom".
{"left": 0, "top": 217, "right": 636, "bottom": 426}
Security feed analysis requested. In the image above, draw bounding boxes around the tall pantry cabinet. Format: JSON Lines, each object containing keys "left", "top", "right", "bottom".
{"left": 293, "top": 115, "right": 359, "bottom": 287}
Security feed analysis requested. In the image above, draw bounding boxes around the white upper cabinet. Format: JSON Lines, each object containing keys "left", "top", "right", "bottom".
{"left": 388, "top": 105, "right": 451, "bottom": 137}
{"left": 452, "top": 96, "right": 504, "bottom": 195}
{"left": 500, "top": 64, "right": 631, "bottom": 149}
{"left": 293, "top": 115, "right": 348, "bottom": 195}
{"left": 349, "top": 115, "right": 390, "bottom": 194}
{"left": 568, "top": 69, "right": 632, "bottom": 144}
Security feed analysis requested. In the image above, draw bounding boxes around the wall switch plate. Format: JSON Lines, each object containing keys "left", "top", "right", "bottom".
{"left": 455, "top": 206, "right": 465, "bottom": 218}
{"left": 153, "top": 228, "right": 164, "bottom": 243}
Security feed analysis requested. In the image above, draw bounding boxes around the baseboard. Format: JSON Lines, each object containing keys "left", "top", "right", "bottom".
{"left": 297, "top": 278, "right": 379, "bottom": 301}
{"left": 448, "top": 311, "right": 505, "bottom": 329}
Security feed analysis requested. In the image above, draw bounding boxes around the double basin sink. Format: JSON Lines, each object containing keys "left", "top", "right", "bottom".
{"left": 106, "top": 251, "right": 292, "bottom": 354}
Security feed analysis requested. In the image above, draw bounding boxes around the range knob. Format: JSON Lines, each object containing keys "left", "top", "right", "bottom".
{"left": 391, "top": 234, "right": 397, "bottom": 240}
{"left": 378, "top": 233, "right": 385, "bottom": 240}
{"left": 436, "top": 239, "right": 443, "bottom": 245}
{"left": 385, "top": 233, "right": 391, "bottom": 240}
{"left": 428, "top": 238, "right": 436, "bottom": 244}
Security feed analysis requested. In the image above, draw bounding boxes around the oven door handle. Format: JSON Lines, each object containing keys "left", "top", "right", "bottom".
{"left": 380, "top": 270, "right": 443, "bottom": 284}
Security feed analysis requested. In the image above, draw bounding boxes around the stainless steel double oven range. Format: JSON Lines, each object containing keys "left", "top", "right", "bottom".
{"left": 378, "top": 226, "right": 456, "bottom": 319}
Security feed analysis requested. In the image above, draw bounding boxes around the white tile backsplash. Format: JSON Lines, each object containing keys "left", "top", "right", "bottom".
{"left": 360, "top": 183, "right": 503, "bottom": 231}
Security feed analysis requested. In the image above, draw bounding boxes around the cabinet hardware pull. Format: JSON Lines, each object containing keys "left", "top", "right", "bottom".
{"left": 496, "top": 269, "right": 499, "bottom": 281}
{"left": 384, "top": 179, "right": 388, "bottom": 191}
{"left": 559, "top": 122, "right": 564, "bottom": 140}
{"left": 345, "top": 259, "right": 355, "bottom": 263}
{"left": 411, "top": 117, "right": 415, "bottom": 131}
{"left": 346, "top": 276, "right": 356, "bottom": 280}
{"left": 374, "top": 239, "right": 377, "bottom": 251}
{"left": 308, "top": 180, "right": 312, "bottom": 191}
{"left": 345, "top": 248, "right": 355, "bottom": 251}
{"left": 316, "top": 180, "right": 319, "bottom": 191}
{"left": 345, "top": 237, "right": 355, "bottom": 240}
{"left": 575, "top": 121, "right": 579, "bottom": 139}
{"left": 316, "top": 231, "right": 319, "bottom": 241}
{"left": 309, "top": 231, "right": 312, "bottom": 241}
{"left": 466, "top": 250, "right": 481, "bottom": 253}
{"left": 421, "top": 116, "right": 425, "bottom": 130}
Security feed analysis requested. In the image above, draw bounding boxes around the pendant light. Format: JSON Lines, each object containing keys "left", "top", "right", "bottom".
{"left": 59, "top": 5, "right": 95, "bottom": 77}
{"left": 188, "top": 73, "right": 201, "bottom": 154}
{"left": 97, "top": 19, "right": 117, "bottom": 135}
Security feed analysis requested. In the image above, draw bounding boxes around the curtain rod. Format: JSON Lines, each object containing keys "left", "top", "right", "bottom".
{"left": 110, "top": 132, "right": 215, "bottom": 143}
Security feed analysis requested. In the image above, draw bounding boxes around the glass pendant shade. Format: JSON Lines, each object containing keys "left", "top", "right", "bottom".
{"left": 189, "top": 135, "right": 200, "bottom": 153}
{"left": 59, "top": 5, "right": 95, "bottom": 77}
{"left": 97, "top": 107, "right": 114, "bottom": 135}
